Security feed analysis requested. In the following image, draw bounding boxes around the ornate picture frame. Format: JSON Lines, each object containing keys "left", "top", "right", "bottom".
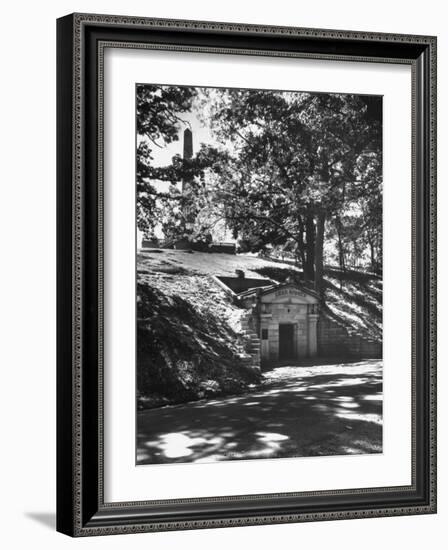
{"left": 56, "top": 13, "right": 436, "bottom": 536}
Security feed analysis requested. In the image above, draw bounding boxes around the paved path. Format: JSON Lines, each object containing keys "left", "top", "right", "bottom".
{"left": 137, "top": 359, "right": 382, "bottom": 464}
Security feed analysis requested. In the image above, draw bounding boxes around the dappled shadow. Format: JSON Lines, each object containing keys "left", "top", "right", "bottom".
{"left": 137, "top": 360, "right": 382, "bottom": 465}
{"left": 261, "top": 357, "right": 364, "bottom": 371}
{"left": 325, "top": 279, "right": 382, "bottom": 321}
{"left": 323, "top": 279, "right": 382, "bottom": 341}
{"left": 324, "top": 267, "right": 381, "bottom": 282}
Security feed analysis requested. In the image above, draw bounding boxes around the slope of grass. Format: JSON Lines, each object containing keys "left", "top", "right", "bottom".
{"left": 138, "top": 249, "right": 302, "bottom": 279}
{"left": 323, "top": 268, "right": 382, "bottom": 341}
{"left": 137, "top": 252, "right": 262, "bottom": 408}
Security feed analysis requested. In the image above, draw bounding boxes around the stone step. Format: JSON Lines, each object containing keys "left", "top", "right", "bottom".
{"left": 241, "top": 328, "right": 258, "bottom": 335}
{"left": 246, "top": 343, "right": 260, "bottom": 350}
{"left": 241, "top": 330, "right": 260, "bottom": 339}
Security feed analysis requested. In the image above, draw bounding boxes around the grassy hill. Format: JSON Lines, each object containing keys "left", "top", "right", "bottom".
{"left": 137, "top": 250, "right": 268, "bottom": 408}
{"left": 137, "top": 249, "right": 382, "bottom": 408}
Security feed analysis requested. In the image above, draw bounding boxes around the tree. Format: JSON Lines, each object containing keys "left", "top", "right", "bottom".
{"left": 199, "top": 88, "right": 382, "bottom": 299}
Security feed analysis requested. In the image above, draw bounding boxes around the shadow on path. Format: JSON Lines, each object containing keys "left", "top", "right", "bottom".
{"left": 137, "top": 359, "right": 382, "bottom": 464}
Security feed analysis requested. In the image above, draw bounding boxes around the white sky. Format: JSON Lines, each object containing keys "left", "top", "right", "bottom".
{"left": 150, "top": 98, "right": 218, "bottom": 168}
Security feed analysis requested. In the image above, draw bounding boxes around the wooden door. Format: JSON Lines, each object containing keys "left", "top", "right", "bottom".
{"left": 279, "top": 323, "right": 295, "bottom": 360}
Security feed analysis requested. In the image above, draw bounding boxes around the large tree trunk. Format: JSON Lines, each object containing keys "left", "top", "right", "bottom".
{"left": 303, "top": 213, "right": 315, "bottom": 281}
{"left": 296, "top": 214, "right": 307, "bottom": 273}
{"left": 368, "top": 235, "right": 376, "bottom": 273}
{"left": 314, "top": 210, "right": 326, "bottom": 301}
{"left": 335, "top": 215, "right": 346, "bottom": 272}
{"left": 335, "top": 215, "right": 346, "bottom": 290}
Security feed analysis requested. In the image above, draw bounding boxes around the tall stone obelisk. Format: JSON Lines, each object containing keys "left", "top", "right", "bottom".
{"left": 182, "top": 128, "right": 193, "bottom": 194}
{"left": 183, "top": 127, "right": 193, "bottom": 159}
{"left": 181, "top": 127, "right": 195, "bottom": 235}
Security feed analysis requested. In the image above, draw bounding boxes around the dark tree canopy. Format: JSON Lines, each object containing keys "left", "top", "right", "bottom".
{"left": 199, "top": 88, "right": 382, "bottom": 296}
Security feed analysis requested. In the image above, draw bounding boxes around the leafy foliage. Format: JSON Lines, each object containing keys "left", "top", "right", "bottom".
{"left": 136, "top": 85, "right": 197, "bottom": 236}
{"left": 136, "top": 85, "right": 383, "bottom": 299}
{"left": 198, "top": 89, "right": 382, "bottom": 294}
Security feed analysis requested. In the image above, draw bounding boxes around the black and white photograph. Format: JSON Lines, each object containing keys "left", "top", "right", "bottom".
{"left": 0, "top": 0, "right": 441, "bottom": 543}
{"left": 136, "top": 84, "right": 383, "bottom": 465}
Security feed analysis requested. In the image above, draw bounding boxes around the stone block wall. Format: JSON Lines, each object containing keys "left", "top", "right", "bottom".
{"left": 240, "top": 312, "right": 261, "bottom": 367}
{"left": 317, "top": 312, "right": 382, "bottom": 359}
